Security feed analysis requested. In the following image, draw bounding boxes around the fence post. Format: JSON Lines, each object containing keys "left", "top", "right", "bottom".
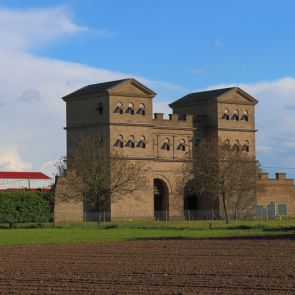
{"left": 65, "top": 212, "right": 68, "bottom": 228}
{"left": 188, "top": 210, "right": 191, "bottom": 228}
{"left": 165, "top": 210, "right": 168, "bottom": 224}
{"left": 84, "top": 211, "right": 87, "bottom": 228}
{"left": 103, "top": 211, "right": 106, "bottom": 225}
{"left": 286, "top": 210, "right": 289, "bottom": 228}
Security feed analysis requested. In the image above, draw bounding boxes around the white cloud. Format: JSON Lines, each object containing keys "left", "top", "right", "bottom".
{"left": 0, "top": 6, "right": 110, "bottom": 51}
{"left": 0, "top": 6, "right": 184, "bottom": 176}
{"left": 256, "top": 145, "right": 273, "bottom": 154}
{"left": 0, "top": 5, "right": 294, "bottom": 180}
{"left": 0, "top": 147, "right": 32, "bottom": 171}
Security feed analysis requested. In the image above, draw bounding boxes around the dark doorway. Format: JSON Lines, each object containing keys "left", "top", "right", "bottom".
{"left": 154, "top": 178, "right": 169, "bottom": 220}
{"left": 183, "top": 180, "right": 200, "bottom": 220}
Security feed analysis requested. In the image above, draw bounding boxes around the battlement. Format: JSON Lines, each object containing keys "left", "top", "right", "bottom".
{"left": 153, "top": 113, "right": 193, "bottom": 128}
{"left": 258, "top": 172, "right": 294, "bottom": 186}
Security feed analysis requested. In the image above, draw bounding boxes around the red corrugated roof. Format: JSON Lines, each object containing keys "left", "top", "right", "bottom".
{"left": 0, "top": 172, "right": 51, "bottom": 180}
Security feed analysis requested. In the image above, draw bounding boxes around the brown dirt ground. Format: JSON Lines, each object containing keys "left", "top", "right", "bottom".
{"left": 0, "top": 235, "right": 294, "bottom": 294}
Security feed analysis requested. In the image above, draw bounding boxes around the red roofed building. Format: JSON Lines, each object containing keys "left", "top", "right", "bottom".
{"left": 0, "top": 172, "right": 53, "bottom": 191}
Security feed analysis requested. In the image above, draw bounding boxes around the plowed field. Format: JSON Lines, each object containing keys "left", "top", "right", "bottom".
{"left": 0, "top": 235, "right": 294, "bottom": 294}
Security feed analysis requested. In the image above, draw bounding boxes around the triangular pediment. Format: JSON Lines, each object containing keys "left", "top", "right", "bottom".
{"left": 217, "top": 88, "right": 258, "bottom": 105}
{"left": 108, "top": 79, "right": 156, "bottom": 98}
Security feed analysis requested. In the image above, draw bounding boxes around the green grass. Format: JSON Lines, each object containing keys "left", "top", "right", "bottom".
{"left": 0, "top": 218, "right": 294, "bottom": 246}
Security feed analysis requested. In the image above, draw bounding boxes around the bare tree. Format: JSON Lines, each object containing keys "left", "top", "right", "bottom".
{"left": 56, "top": 136, "right": 148, "bottom": 221}
{"left": 179, "top": 139, "right": 257, "bottom": 223}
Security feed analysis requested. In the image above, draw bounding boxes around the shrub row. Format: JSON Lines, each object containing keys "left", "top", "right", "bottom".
{"left": 0, "top": 191, "right": 54, "bottom": 228}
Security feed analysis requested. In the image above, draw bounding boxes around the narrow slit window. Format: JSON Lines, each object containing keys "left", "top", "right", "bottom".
{"left": 96, "top": 102, "right": 103, "bottom": 114}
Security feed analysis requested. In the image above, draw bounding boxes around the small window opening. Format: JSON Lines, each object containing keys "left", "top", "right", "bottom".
{"left": 138, "top": 103, "right": 146, "bottom": 115}
{"left": 232, "top": 110, "right": 239, "bottom": 121}
{"left": 138, "top": 136, "right": 146, "bottom": 148}
{"left": 126, "top": 135, "right": 135, "bottom": 148}
{"left": 222, "top": 109, "right": 230, "bottom": 120}
{"left": 96, "top": 102, "right": 103, "bottom": 114}
{"left": 241, "top": 110, "right": 249, "bottom": 121}
{"left": 127, "top": 103, "right": 134, "bottom": 115}
{"left": 162, "top": 138, "right": 170, "bottom": 151}
{"left": 115, "top": 102, "right": 123, "bottom": 114}
{"left": 178, "top": 139, "right": 186, "bottom": 151}
{"left": 115, "top": 135, "right": 124, "bottom": 148}
{"left": 242, "top": 140, "right": 249, "bottom": 152}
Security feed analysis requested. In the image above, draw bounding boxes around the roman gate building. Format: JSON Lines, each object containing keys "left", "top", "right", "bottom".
{"left": 54, "top": 78, "right": 295, "bottom": 222}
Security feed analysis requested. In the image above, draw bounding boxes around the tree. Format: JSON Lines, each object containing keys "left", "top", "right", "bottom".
{"left": 56, "top": 136, "right": 148, "bottom": 221}
{"left": 179, "top": 139, "right": 257, "bottom": 223}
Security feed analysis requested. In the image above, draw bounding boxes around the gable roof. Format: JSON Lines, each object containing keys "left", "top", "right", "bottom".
{"left": 62, "top": 78, "right": 156, "bottom": 100}
{"left": 0, "top": 172, "right": 51, "bottom": 180}
{"left": 169, "top": 87, "right": 258, "bottom": 107}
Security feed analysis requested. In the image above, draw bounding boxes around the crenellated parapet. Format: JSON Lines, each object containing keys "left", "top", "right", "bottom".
{"left": 257, "top": 172, "right": 294, "bottom": 186}
{"left": 153, "top": 113, "right": 193, "bottom": 128}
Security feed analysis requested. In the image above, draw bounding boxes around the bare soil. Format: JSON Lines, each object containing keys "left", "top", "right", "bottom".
{"left": 0, "top": 235, "right": 294, "bottom": 294}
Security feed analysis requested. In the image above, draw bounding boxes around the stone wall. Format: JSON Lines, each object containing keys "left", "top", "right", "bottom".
{"left": 257, "top": 172, "right": 295, "bottom": 216}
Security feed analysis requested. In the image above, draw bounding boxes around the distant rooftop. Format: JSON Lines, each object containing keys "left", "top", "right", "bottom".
{"left": 0, "top": 172, "right": 51, "bottom": 179}
{"left": 62, "top": 78, "right": 156, "bottom": 100}
{"left": 62, "top": 79, "right": 129, "bottom": 100}
{"left": 170, "top": 87, "right": 236, "bottom": 107}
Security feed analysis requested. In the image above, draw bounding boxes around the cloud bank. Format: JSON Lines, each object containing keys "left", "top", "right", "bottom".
{"left": 0, "top": 5, "right": 294, "bottom": 179}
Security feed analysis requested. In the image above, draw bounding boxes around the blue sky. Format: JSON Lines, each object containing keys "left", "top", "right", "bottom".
{"left": 0, "top": 0, "right": 294, "bottom": 179}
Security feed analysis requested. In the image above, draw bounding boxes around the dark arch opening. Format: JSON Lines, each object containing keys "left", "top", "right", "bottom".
{"left": 183, "top": 180, "right": 199, "bottom": 220}
{"left": 154, "top": 178, "right": 169, "bottom": 220}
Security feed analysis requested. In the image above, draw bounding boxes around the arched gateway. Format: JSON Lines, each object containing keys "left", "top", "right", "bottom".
{"left": 154, "top": 178, "right": 169, "bottom": 220}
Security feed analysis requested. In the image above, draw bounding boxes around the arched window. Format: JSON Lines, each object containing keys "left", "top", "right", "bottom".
{"left": 242, "top": 140, "right": 250, "bottom": 152}
{"left": 126, "top": 135, "right": 135, "bottom": 148}
{"left": 222, "top": 109, "right": 230, "bottom": 120}
{"left": 241, "top": 110, "right": 249, "bottom": 121}
{"left": 233, "top": 139, "right": 240, "bottom": 152}
{"left": 115, "top": 102, "right": 123, "bottom": 114}
{"left": 127, "top": 103, "right": 134, "bottom": 115}
{"left": 115, "top": 135, "right": 124, "bottom": 148}
{"left": 178, "top": 139, "right": 186, "bottom": 151}
{"left": 138, "top": 103, "right": 145, "bottom": 115}
{"left": 138, "top": 136, "right": 146, "bottom": 148}
{"left": 232, "top": 110, "right": 239, "bottom": 121}
{"left": 224, "top": 139, "right": 230, "bottom": 150}
{"left": 162, "top": 138, "right": 170, "bottom": 151}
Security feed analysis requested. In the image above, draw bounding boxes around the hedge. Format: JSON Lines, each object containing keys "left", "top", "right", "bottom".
{"left": 0, "top": 191, "right": 54, "bottom": 228}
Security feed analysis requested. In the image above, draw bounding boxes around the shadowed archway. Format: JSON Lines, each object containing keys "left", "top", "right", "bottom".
{"left": 154, "top": 178, "right": 169, "bottom": 220}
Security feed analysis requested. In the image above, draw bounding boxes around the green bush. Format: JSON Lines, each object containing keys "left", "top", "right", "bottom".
{"left": 0, "top": 191, "right": 54, "bottom": 228}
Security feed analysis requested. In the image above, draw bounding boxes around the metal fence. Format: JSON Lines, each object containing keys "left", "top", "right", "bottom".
{"left": 54, "top": 207, "right": 292, "bottom": 226}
